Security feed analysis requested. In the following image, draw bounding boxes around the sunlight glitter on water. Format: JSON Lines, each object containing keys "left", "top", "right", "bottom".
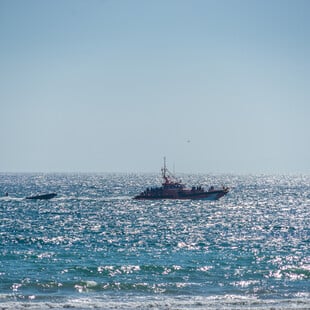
{"left": 0, "top": 173, "right": 309, "bottom": 309}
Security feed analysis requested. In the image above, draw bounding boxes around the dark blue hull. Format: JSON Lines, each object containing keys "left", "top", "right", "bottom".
{"left": 26, "top": 193, "right": 57, "bottom": 200}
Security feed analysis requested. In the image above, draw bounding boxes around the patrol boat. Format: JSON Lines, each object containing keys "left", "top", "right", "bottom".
{"left": 134, "top": 159, "right": 229, "bottom": 200}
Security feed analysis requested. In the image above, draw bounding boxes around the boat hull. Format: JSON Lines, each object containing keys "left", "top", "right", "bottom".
{"left": 26, "top": 193, "right": 57, "bottom": 200}
{"left": 134, "top": 189, "right": 229, "bottom": 200}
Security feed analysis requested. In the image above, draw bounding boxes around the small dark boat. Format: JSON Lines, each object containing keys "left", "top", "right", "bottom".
{"left": 26, "top": 193, "right": 57, "bottom": 200}
{"left": 134, "top": 159, "right": 229, "bottom": 200}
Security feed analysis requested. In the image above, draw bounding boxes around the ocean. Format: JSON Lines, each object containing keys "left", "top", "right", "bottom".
{"left": 0, "top": 173, "right": 309, "bottom": 309}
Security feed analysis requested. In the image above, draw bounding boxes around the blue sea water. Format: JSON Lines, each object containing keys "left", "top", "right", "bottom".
{"left": 0, "top": 173, "right": 309, "bottom": 309}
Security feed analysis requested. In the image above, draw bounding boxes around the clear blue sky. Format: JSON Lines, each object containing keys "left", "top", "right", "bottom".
{"left": 0, "top": 0, "right": 309, "bottom": 173}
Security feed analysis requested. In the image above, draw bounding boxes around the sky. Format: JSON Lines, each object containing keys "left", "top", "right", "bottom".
{"left": 0, "top": 0, "right": 309, "bottom": 174}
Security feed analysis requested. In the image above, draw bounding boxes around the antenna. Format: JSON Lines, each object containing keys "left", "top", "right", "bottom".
{"left": 162, "top": 156, "right": 167, "bottom": 179}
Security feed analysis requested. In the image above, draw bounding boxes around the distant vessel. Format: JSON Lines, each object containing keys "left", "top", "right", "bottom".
{"left": 134, "top": 159, "right": 229, "bottom": 200}
{"left": 26, "top": 193, "right": 57, "bottom": 200}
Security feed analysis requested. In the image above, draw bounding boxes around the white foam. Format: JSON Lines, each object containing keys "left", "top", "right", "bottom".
{"left": 1, "top": 296, "right": 310, "bottom": 310}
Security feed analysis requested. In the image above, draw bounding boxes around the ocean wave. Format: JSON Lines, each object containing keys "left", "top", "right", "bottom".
{"left": 0, "top": 295, "right": 310, "bottom": 310}
{"left": 1, "top": 173, "right": 310, "bottom": 307}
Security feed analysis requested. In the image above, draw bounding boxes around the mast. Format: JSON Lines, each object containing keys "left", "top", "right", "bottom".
{"left": 163, "top": 156, "right": 166, "bottom": 177}
{"left": 162, "top": 156, "right": 167, "bottom": 181}
{"left": 161, "top": 157, "right": 183, "bottom": 186}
